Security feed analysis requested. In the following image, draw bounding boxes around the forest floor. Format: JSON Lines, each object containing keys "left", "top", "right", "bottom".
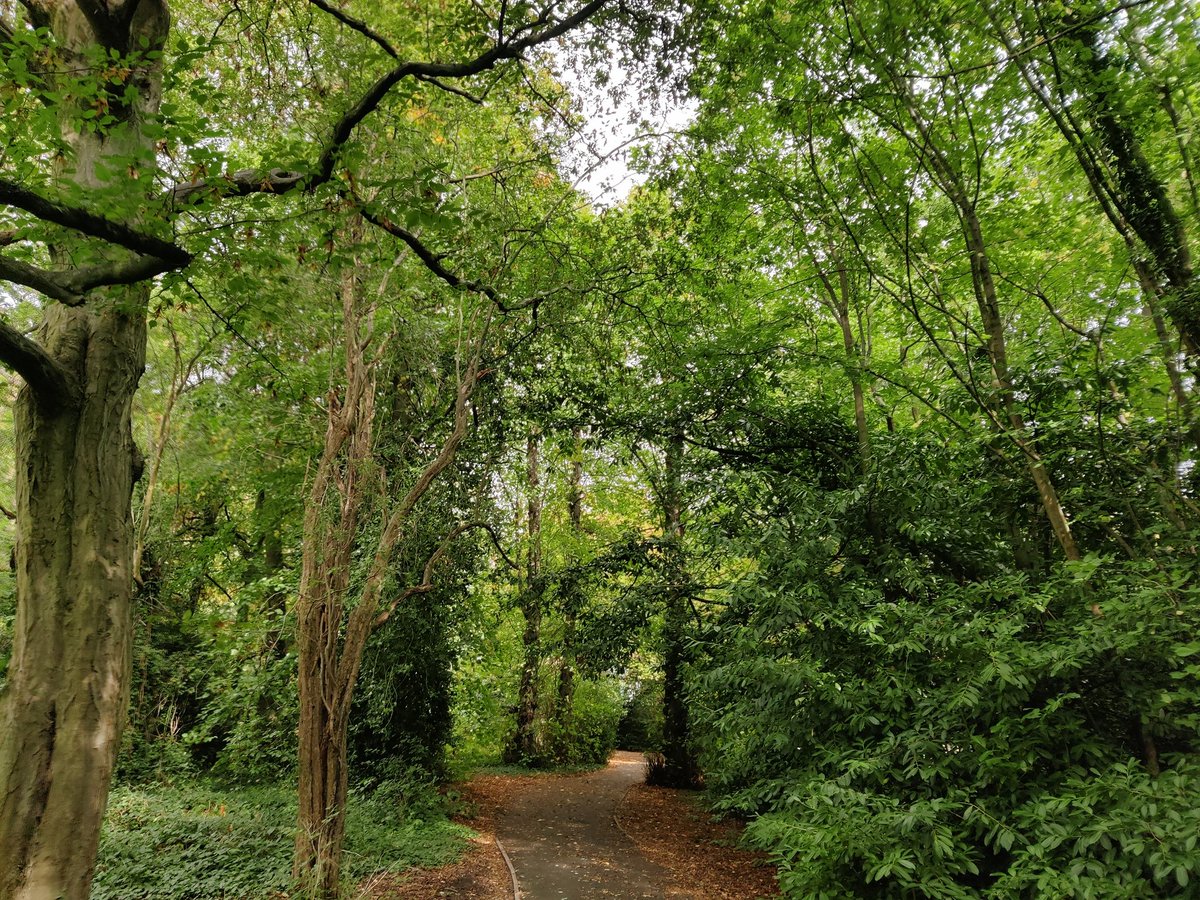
{"left": 371, "top": 751, "right": 779, "bottom": 899}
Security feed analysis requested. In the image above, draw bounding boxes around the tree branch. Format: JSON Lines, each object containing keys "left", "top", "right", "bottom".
{"left": 0, "top": 255, "right": 82, "bottom": 303}
{"left": 373, "top": 520, "right": 516, "bottom": 628}
{"left": 168, "top": 1, "right": 605, "bottom": 203}
{"left": 0, "top": 250, "right": 182, "bottom": 304}
{"left": 413, "top": 72, "right": 485, "bottom": 104}
{"left": 0, "top": 317, "right": 79, "bottom": 409}
{"left": 168, "top": 167, "right": 308, "bottom": 205}
{"left": 74, "top": 0, "right": 126, "bottom": 48}
{"left": 355, "top": 202, "right": 541, "bottom": 314}
{"left": 0, "top": 177, "right": 191, "bottom": 265}
{"left": 306, "top": 0, "right": 399, "bottom": 58}
{"left": 311, "top": 0, "right": 608, "bottom": 187}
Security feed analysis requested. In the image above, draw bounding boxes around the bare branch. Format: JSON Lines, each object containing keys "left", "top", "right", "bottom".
{"left": 0, "top": 177, "right": 191, "bottom": 265}
{"left": 0, "top": 317, "right": 80, "bottom": 409}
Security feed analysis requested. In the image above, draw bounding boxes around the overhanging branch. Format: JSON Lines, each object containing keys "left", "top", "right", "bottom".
{"left": 0, "top": 251, "right": 182, "bottom": 304}
{"left": 169, "top": 168, "right": 307, "bottom": 205}
{"left": 356, "top": 202, "right": 542, "bottom": 314}
{"left": 0, "top": 177, "right": 192, "bottom": 265}
{"left": 306, "top": 0, "right": 399, "bottom": 58}
{"left": 0, "top": 255, "right": 83, "bottom": 304}
{"left": 311, "top": 0, "right": 608, "bottom": 186}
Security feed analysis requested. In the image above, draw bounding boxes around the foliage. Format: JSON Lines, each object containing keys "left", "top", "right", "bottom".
{"left": 617, "top": 677, "right": 664, "bottom": 752}
{"left": 546, "top": 677, "right": 626, "bottom": 766}
{"left": 691, "top": 430, "right": 1200, "bottom": 897}
{"left": 92, "top": 780, "right": 469, "bottom": 900}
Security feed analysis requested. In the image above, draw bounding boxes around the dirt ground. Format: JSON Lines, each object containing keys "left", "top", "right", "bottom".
{"left": 373, "top": 752, "right": 778, "bottom": 899}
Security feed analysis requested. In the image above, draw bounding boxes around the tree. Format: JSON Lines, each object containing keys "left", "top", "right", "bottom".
{"left": 291, "top": 232, "right": 489, "bottom": 897}
{"left": 0, "top": 0, "right": 612, "bottom": 895}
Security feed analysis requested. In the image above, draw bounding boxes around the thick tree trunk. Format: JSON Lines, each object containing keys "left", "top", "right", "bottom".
{"left": 0, "top": 4, "right": 166, "bottom": 897}
{"left": 0, "top": 306, "right": 146, "bottom": 900}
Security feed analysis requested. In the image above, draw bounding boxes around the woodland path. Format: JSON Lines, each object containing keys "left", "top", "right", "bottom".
{"left": 388, "top": 751, "right": 779, "bottom": 899}
{"left": 495, "top": 750, "right": 669, "bottom": 899}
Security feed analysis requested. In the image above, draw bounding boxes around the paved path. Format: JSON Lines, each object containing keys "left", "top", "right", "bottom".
{"left": 495, "top": 751, "right": 670, "bottom": 899}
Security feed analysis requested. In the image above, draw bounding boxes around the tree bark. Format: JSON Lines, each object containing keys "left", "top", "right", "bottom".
{"left": 507, "top": 430, "right": 544, "bottom": 763}
{"left": 553, "top": 428, "right": 584, "bottom": 748}
{"left": 292, "top": 246, "right": 483, "bottom": 897}
{"left": 0, "top": 4, "right": 167, "bottom": 898}
{"left": 657, "top": 433, "right": 698, "bottom": 787}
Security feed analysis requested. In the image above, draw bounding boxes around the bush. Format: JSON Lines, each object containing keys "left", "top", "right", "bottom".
{"left": 617, "top": 678, "right": 664, "bottom": 751}
{"left": 548, "top": 677, "right": 624, "bottom": 765}
{"left": 692, "top": 459, "right": 1200, "bottom": 898}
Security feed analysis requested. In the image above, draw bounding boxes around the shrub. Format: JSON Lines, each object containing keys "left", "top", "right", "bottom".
{"left": 548, "top": 677, "right": 625, "bottom": 765}
{"left": 617, "top": 678, "right": 664, "bottom": 751}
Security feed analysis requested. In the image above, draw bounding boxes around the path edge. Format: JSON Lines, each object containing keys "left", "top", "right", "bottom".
{"left": 495, "top": 836, "right": 522, "bottom": 900}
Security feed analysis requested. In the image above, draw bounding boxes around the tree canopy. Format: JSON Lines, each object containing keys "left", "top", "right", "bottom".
{"left": 1, "top": 0, "right": 1198, "bottom": 898}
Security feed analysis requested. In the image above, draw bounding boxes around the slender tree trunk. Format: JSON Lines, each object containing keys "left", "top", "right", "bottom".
{"left": 293, "top": 256, "right": 372, "bottom": 900}
{"left": 508, "top": 430, "right": 543, "bottom": 763}
{"left": 0, "top": 4, "right": 167, "bottom": 898}
{"left": 961, "top": 209, "right": 1084, "bottom": 569}
{"left": 657, "top": 433, "right": 697, "bottom": 787}
{"left": 553, "top": 428, "right": 584, "bottom": 746}
{"left": 832, "top": 259, "right": 871, "bottom": 477}
{"left": 292, "top": 256, "right": 483, "bottom": 896}
{"left": 993, "top": 1, "right": 1200, "bottom": 359}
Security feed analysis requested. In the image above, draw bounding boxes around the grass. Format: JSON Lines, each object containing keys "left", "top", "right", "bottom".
{"left": 93, "top": 780, "right": 472, "bottom": 900}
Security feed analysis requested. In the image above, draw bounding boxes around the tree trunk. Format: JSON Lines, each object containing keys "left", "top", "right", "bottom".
{"left": 0, "top": 305, "right": 146, "bottom": 900}
{"left": 294, "top": 585, "right": 352, "bottom": 900}
{"left": 553, "top": 429, "right": 584, "bottom": 747}
{"left": 0, "top": 4, "right": 167, "bottom": 897}
{"left": 291, "top": 248, "right": 482, "bottom": 896}
{"left": 508, "top": 430, "right": 543, "bottom": 763}
{"left": 657, "top": 433, "right": 698, "bottom": 787}
{"left": 960, "top": 209, "right": 1082, "bottom": 567}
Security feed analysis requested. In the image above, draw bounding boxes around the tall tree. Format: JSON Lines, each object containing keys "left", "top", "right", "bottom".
{"left": 0, "top": 4, "right": 168, "bottom": 897}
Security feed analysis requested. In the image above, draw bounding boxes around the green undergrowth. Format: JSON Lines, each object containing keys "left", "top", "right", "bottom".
{"left": 468, "top": 759, "right": 611, "bottom": 778}
{"left": 92, "top": 780, "right": 471, "bottom": 900}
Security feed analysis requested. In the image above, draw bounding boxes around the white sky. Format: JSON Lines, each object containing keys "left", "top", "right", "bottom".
{"left": 552, "top": 40, "right": 696, "bottom": 206}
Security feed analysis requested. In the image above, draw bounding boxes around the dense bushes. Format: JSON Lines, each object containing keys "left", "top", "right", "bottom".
{"left": 618, "top": 678, "right": 664, "bottom": 751}
{"left": 547, "top": 678, "right": 626, "bottom": 765}
{"left": 691, "top": 440, "right": 1200, "bottom": 898}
